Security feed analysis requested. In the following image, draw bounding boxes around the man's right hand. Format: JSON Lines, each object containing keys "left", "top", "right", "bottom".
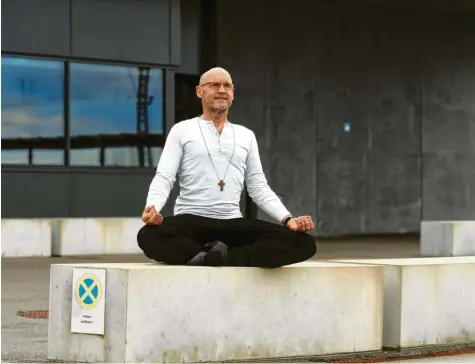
{"left": 142, "top": 205, "right": 163, "bottom": 225}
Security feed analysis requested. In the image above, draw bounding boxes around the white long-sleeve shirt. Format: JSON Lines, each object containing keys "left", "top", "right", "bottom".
{"left": 146, "top": 117, "right": 291, "bottom": 223}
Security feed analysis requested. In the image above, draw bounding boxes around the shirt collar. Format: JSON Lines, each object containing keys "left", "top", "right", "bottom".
{"left": 198, "top": 116, "right": 231, "bottom": 130}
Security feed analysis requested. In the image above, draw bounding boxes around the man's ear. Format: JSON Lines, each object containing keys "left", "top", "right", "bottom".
{"left": 196, "top": 85, "right": 202, "bottom": 98}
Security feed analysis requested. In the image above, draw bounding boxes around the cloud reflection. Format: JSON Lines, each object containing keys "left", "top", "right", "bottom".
{"left": 1, "top": 56, "right": 164, "bottom": 166}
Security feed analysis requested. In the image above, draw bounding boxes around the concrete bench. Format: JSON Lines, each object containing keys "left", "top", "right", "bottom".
{"left": 51, "top": 218, "right": 144, "bottom": 256}
{"left": 1, "top": 219, "right": 52, "bottom": 257}
{"left": 48, "top": 262, "right": 383, "bottom": 363}
{"left": 1, "top": 218, "right": 144, "bottom": 258}
{"left": 332, "top": 257, "right": 475, "bottom": 349}
{"left": 421, "top": 221, "right": 475, "bottom": 257}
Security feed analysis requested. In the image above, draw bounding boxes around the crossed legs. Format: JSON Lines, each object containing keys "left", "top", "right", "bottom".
{"left": 137, "top": 214, "right": 317, "bottom": 268}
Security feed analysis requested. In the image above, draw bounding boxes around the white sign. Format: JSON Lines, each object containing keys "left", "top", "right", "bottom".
{"left": 71, "top": 268, "right": 106, "bottom": 335}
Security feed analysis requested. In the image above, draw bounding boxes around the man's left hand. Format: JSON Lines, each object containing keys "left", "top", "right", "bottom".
{"left": 286, "top": 216, "right": 314, "bottom": 232}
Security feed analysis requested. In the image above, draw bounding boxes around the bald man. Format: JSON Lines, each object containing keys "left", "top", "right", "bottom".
{"left": 137, "top": 67, "right": 317, "bottom": 267}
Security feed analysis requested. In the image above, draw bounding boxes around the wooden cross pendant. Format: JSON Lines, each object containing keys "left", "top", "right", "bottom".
{"left": 218, "top": 180, "right": 225, "bottom": 191}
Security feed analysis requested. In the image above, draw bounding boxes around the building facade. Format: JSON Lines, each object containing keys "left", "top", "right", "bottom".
{"left": 2, "top": 0, "right": 474, "bottom": 236}
{"left": 1, "top": 0, "right": 212, "bottom": 220}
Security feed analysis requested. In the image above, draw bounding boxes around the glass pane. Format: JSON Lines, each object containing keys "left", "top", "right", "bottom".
{"left": 1, "top": 150, "right": 29, "bottom": 164}
{"left": 1, "top": 56, "right": 65, "bottom": 165}
{"left": 69, "top": 149, "right": 101, "bottom": 166}
{"left": 70, "top": 62, "right": 163, "bottom": 167}
{"left": 105, "top": 147, "right": 163, "bottom": 167}
{"left": 34, "top": 150, "right": 66, "bottom": 165}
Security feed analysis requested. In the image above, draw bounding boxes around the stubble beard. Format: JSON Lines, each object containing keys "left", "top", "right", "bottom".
{"left": 210, "top": 102, "right": 230, "bottom": 113}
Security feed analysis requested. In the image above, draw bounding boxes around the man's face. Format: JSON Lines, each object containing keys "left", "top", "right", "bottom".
{"left": 196, "top": 72, "right": 234, "bottom": 112}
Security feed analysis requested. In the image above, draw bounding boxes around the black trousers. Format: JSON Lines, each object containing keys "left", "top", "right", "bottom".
{"left": 137, "top": 214, "right": 317, "bottom": 268}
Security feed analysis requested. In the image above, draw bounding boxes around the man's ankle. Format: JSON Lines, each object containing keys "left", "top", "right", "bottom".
{"left": 204, "top": 241, "right": 228, "bottom": 266}
{"left": 203, "top": 251, "right": 224, "bottom": 266}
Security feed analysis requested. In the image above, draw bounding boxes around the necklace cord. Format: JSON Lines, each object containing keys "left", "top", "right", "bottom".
{"left": 197, "top": 117, "right": 236, "bottom": 183}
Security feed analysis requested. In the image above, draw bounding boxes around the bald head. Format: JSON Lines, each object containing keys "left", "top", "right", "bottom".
{"left": 199, "top": 67, "right": 232, "bottom": 85}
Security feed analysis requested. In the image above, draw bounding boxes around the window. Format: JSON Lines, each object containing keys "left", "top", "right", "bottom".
{"left": 1, "top": 56, "right": 65, "bottom": 165}
{"left": 69, "top": 62, "right": 164, "bottom": 167}
{"left": 1, "top": 56, "right": 165, "bottom": 167}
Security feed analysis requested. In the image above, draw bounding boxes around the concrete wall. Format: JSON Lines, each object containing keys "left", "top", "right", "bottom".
{"left": 216, "top": 0, "right": 475, "bottom": 235}
{"left": 420, "top": 14, "right": 475, "bottom": 220}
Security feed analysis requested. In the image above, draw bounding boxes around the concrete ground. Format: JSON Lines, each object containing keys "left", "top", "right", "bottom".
{"left": 1, "top": 234, "right": 474, "bottom": 363}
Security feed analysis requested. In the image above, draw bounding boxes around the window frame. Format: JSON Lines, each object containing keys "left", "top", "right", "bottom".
{"left": 1, "top": 53, "right": 167, "bottom": 169}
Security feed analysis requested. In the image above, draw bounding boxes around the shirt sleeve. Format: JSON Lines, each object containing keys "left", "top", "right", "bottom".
{"left": 145, "top": 125, "right": 183, "bottom": 213}
{"left": 244, "top": 132, "right": 291, "bottom": 223}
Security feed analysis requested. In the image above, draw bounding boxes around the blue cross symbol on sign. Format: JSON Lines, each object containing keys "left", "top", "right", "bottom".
{"left": 75, "top": 273, "right": 102, "bottom": 310}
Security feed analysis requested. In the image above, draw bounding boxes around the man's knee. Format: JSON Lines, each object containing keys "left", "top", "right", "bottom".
{"left": 298, "top": 233, "right": 317, "bottom": 259}
{"left": 137, "top": 224, "right": 160, "bottom": 251}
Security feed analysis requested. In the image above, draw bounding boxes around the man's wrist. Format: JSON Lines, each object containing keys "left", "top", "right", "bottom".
{"left": 282, "top": 214, "right": 295, "bottom": 226}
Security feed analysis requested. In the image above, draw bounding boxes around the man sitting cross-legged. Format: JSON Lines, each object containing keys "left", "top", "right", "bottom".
{"left": 137, "top": 67, "right": 317, "bottom": 267}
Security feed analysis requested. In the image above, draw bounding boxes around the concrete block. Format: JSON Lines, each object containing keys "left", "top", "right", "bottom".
{"left": 48, "top": 262, "right": 383, "bottom": 363}
{"left": 332, "top": 257, "right": 475, "bottom": 348}
{"left": 1, "top": 219, "right": 52, "bottom": 257}
{"left": 421, "top": 221, "right": 475, "bottom": 257}
{"left": 52, "top": 218, "right": 143, "bottom": 256}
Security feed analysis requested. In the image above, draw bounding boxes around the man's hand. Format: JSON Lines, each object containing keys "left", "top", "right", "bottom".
{"left": 142, "top": 205, "right": 163, "bottom": 225}
{"left": 286, "top": 216, "right": 314, "bottom": 232}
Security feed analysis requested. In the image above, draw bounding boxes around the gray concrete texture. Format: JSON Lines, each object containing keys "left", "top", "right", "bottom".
{"left": 215, "top": 0, "right": 475, "bottom": 236}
